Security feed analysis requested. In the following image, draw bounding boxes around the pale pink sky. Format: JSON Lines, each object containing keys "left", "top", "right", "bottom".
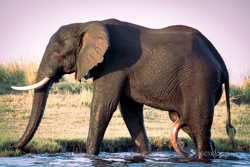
{"left": 0, "top": 0, "right": 249, "bottom": 84}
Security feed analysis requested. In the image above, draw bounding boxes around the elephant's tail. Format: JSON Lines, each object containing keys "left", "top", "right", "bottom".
{"left": 225, "top": 76, "right": 236, "bottom": 146}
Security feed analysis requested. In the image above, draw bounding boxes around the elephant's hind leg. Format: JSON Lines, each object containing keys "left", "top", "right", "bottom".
{"left": 119, "top": 95, "right": 151, "bottom": 155}
{"left": 188, "top": 105, "right": 214, "bottom": 159}
{"left": 178, "top": 126, "right": 219, "bottom": 158}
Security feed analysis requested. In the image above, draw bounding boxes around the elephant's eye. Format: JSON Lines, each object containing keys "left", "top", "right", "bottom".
{"left": 54, "top": 49, "right": 60, "bottom": 54}
{"left": 52, "top": 43, "right": 60, "bottom": 54}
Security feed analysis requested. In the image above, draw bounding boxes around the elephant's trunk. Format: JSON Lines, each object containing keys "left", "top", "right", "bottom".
{"left": 11, "top": 78, "right": 54, "bottom": 149}
{"left": 171, "top": 119, "right": 191, "bottom": 158}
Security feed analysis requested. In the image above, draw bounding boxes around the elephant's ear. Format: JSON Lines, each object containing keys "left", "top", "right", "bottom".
{"left": 75, "top": 22, "right": 109, "bottom": 81}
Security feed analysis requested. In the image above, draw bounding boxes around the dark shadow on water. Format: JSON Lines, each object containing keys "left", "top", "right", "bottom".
{"left": 83, "top": 152, "right": 249, "bottom": 166}
{"left": 127, "top": 155, "right": 146, "bottom": 163}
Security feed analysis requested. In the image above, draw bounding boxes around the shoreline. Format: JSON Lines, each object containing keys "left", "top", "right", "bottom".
{"left": 1, "top": 137, "right": 249, "bottom": 157}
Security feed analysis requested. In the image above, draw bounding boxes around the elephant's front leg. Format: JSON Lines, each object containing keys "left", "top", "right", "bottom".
{"left": 86, "top": 93, "right": 120, "bottom": 155}
{"left": 119, "top": 95, "right": 151, "bottom": 155}
{"left": 86, "top": 74, "right": 126, "bottom": 156}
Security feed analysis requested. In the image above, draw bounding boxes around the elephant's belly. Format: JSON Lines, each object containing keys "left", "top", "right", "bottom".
{"left": 127, "top": 85, "right": 181, "bottom": 112}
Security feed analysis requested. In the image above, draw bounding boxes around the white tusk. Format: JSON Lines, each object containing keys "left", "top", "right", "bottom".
{"left": 11, "top": 78, "right": 50, "bottom": 91}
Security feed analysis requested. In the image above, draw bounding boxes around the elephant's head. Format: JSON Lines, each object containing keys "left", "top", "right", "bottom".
{"left": 11, "top": 21, "right": 109, "bottom": 149}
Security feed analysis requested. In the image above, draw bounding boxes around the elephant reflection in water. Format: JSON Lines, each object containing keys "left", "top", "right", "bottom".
{"left": 11, "top": 19, "right": 235, "bottom": 159}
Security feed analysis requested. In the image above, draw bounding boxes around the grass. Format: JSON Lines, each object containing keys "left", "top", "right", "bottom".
{"left": 0, "top": 61, "right": 250, "bottom": 157}
{"left": 1, "top": 90, "right": 249, "bottom": 157}
{"left": 231, "top": 71, "right": 250, "bottom": 104}
{"left": 0, "top": 60, "right": 39, "bottom": 95}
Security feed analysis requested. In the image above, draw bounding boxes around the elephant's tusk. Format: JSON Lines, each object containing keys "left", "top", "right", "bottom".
{"left": 171, "top": 119, "right": 191, "bottom": 158}
{"left": 11, "top": 78, "right": 50, "bottom": 91}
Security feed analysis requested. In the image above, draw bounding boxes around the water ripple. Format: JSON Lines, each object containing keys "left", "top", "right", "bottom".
{"left": 0, "top": 151, "right": 250, "bottom": 166}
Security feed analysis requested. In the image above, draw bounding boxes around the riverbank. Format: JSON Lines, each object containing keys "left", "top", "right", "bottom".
{"left": 1, "top": 92, "right": 249, "bottom": 157}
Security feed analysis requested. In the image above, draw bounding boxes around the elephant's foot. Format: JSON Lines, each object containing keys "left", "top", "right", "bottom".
{"left": 133, "top": 131, "right": 151, "bottom": 156}
{"left": 196, "top": 138, "right": 214, "bottom": 159}
{"left": 86, "top": 147, "right": 100, "bottom": 156}
{"left": 134, "top": 141, "right": 151, "bottom": 156}
{"left": 211, "top": 140, "right": 219, "bottom": 158}
{"left": 86, "top": 140, "right": 101, "bottom": 156}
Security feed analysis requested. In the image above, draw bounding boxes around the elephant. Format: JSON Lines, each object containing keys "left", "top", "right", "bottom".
{"left": 11, "top": 19, "right": 236, "bottom": 159}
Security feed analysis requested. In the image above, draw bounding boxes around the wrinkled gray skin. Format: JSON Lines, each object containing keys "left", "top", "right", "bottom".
{"left": 11, "top": 19, "right": 235, "bottom": 159}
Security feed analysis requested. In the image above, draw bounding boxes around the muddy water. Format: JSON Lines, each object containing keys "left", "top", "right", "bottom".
{"left": 1, "top": 151, "right": 250, "bottom": 166}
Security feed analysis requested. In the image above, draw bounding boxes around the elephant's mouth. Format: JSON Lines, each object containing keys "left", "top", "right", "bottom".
{"left": 53, "top": 76, "right": 61, "bottom": 83}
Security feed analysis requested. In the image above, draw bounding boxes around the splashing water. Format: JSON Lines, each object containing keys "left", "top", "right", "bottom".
{"left": 1, "top": 151, "right": 250, "bottom": 166}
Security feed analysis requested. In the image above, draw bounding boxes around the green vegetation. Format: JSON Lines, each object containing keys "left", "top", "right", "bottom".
{"left": 0, "top": 61, "right": 250, "bottom": 157}
{"left": 0, "top": 61, "right": 38, "bottom": 95}
{"left": 230, "top": 82, "right": 250, "bottom": 105}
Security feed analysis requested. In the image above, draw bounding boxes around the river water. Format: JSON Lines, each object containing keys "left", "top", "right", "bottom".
{"left": 1, "top": 151, "right": 250, "bottom": 166}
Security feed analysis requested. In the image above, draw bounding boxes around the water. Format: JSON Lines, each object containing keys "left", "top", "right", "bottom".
{"left": 1, "top": 151, "right": 250, "bottom": 166}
